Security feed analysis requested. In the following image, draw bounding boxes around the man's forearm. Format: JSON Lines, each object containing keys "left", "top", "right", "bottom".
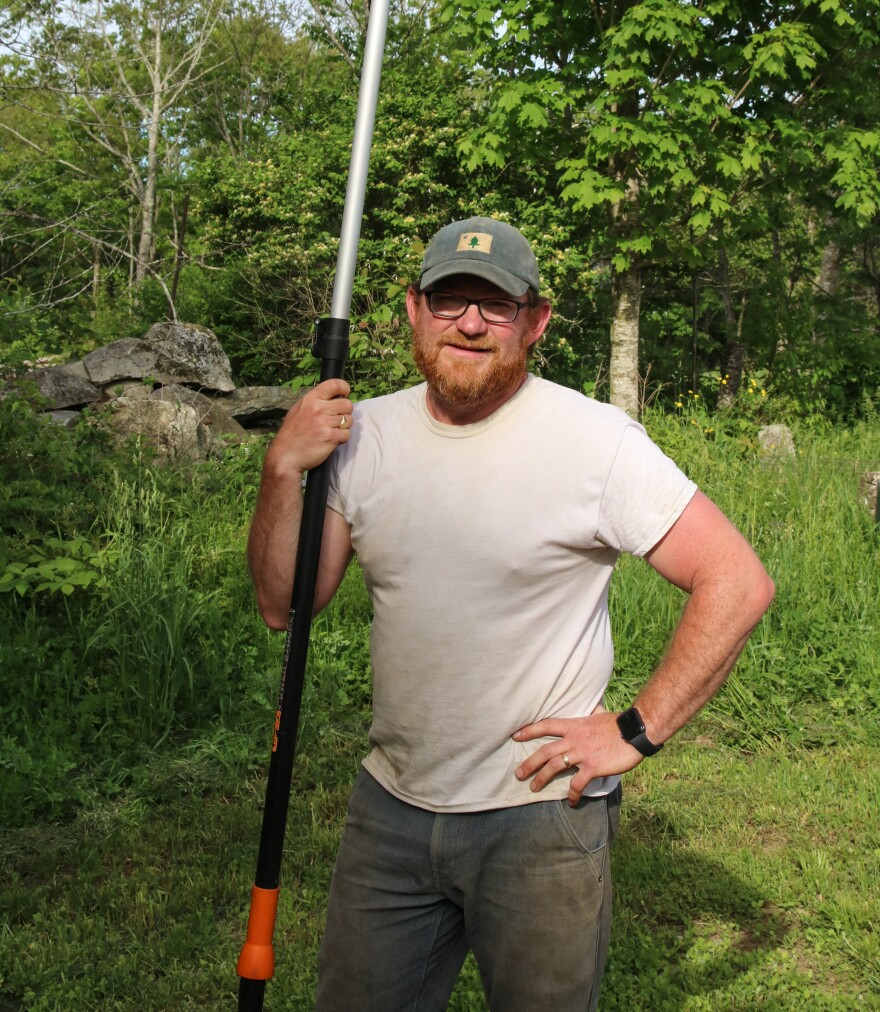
{"left": 247, "top": 460, "right": 305, "bottom": 630}
{"left": 633, "top": 563, "right": 774, "bottom": 744}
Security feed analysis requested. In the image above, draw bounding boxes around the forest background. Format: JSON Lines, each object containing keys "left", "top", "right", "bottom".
{"left": 2, "top": 0, "right": 879, "bottom": 1009}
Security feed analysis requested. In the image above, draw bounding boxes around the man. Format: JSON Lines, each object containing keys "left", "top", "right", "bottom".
{"left": 247, "top": 217, "right": 775, "bottom": 1011}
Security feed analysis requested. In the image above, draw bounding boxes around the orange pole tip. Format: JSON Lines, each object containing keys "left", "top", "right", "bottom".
{"left": 237, "top": 886, "right": 280, "bottom": 981}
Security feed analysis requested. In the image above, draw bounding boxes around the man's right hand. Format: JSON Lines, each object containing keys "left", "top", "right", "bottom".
{"left": 265, "top": 378, "right": 353, "bottom": 477}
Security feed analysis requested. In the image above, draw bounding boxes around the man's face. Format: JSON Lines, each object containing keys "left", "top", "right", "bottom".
{"left": 406, "top": 276, "right": 551, "bottom": 423}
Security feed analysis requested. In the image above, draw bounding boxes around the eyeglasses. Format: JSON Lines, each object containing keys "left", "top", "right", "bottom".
{"left": 425, "top": 291, "right": 526, "bottom": 324}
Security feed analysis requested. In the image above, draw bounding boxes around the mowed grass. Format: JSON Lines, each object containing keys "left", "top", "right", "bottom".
{"left": 2, "top": 414, "right": 878, "bottom": 1009}
{"left": 2, "top": 724, "right": 877, "bottom": 1010}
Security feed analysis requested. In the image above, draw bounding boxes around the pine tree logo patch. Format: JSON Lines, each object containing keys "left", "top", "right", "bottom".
{"left": 456, "top": 232, "right": 493, "bottom": 254}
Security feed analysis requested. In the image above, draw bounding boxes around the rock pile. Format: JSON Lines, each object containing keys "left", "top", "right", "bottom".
{"left": 3, "top": 323, "right": 300, "bottom": 460}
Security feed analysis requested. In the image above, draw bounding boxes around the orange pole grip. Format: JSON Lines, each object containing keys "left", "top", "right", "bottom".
{"left": 236, "top": 886, "right": 280, "bottom": 980}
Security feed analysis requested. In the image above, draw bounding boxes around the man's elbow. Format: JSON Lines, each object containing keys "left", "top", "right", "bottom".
{"left": 256, "top": 589, "right": 332, "bottom": 629}
{"left": 746, "top": 564, "right": 775, "bottom": 624}
{"left": 256, "top": 594, "right": 289, "bottom": 632}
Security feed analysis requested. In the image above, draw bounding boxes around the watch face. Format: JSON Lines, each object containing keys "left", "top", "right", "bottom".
{"left": 617, "top": 707, "right": 646, "bottom": 740}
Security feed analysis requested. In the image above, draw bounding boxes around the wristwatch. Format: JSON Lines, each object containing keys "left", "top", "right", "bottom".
{"left": 616, "top": 706, "right": 663, "bottom": 757}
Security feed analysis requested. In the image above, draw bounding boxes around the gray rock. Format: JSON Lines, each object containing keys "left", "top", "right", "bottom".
{"left": 218, "top": 385, "right": 300, "bottom": 423}
{"left": 83, "top": 339, "right": 158, "bottom": 385}
{"left": 151, "top": 383, "right": 249, "bottom": 442}
{"left": 4, "top": 364, "right": 102, "bottom": 409}
{"left": 99, "top": 397, "right": 202, "bottom": 460}
{"left": 859, "top": 471, "right": 879, "bottom": 518}
{"left": 758, "top": 424, "right": 796, "bottom": 463}
{"left": 61, "top": 360, "right": 91, "bottom": 381}
{"left": 144, "top": 322, "right": 234, "bottom": 392}
{"left": 47, "top": 410, "right": 82, "bottom": 427}
{"left": 101, "top": 381, "right": 153, "bottom": 400}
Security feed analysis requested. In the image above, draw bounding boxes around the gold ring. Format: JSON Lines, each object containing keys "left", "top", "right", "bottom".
{"left": 562, "top": 754, "right": 571, "bottom": 769}
{"left": 339, "top": 415, "right": 347, "bottom": 429}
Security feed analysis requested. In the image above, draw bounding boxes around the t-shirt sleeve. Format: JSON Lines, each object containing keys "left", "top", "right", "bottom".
{"left": 327, "top": 454, "right": 344, "bottom": 515}
{"left": 326, "top": 420, "right": 354, "bottom": 518}
{"left": 595, "top": 423, "right": 697, "bottom": 556}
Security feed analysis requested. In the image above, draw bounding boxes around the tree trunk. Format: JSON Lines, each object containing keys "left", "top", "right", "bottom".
{"left": 816, "top": 240, "right": 842, "bottom": 297}
{"left": 91, "top": 243, "right": 101, "bottom": 313}
{"left": 609, "top": 264, "right": 641, "bottom": 418}
{"left": 608, "top": 171, "right": 641, "bottom": 418}
{"left": 136, "top": 21, "right": 163, "bottom": 285}
{"left": 717, "top": 241, "right": 744, "bottom": 407}
{"left": 691, "top": 272, "right": 699, "bottom": 392}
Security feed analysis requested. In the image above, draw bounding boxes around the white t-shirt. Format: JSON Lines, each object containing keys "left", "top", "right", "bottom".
{"left": 328, "top": 376, "right": 697, "bottom": 812}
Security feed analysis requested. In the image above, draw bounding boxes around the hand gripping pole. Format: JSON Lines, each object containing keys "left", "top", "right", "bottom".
{"left": 236, "top": 2, "right": 389, "bottom": 1008}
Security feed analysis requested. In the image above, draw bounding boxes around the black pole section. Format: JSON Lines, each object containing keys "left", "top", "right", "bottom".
{"left": 236, "top": 0, "right": 388, "bottom": 1005}
{"left": 237, "top": 326, "right": 348, "bottom": 1012}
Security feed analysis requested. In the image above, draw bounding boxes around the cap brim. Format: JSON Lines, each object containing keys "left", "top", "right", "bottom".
{"left": 420, "top": 259, "right": 530, "bottom": 298}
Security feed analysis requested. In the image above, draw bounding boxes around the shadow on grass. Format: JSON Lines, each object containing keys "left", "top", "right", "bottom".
{"left": 603, "top": 808, "right": 788, "bottom": 1011}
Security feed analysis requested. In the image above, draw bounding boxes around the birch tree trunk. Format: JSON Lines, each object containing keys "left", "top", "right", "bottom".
{"left": 609, "top": 174, "right": 641, "bottom": 418}
{"left": 609, "top": 264, "right": 641, "bottom": 418}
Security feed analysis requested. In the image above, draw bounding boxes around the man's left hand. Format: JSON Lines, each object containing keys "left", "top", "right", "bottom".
{"left": 513, "top": 712, "right": 644, "bottom": 806}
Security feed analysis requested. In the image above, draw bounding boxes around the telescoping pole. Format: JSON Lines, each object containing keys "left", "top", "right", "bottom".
{"left": 236, "top": 3, "right": 389, "bottom": 1008}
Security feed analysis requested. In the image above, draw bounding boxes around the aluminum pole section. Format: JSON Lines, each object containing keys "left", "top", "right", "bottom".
{"left": 236, "top": 3, "right": 389, "bottom": 1008}
{"left": 331, "top": 0, "right": 389, "bottom": 320}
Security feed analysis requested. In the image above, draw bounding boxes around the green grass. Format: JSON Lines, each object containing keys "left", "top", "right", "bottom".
{"left": 2, "top": 724, "right": 877, "bottom": 1009}
{"left": 1, "top": 402, "right": 879, "bottom": 1009}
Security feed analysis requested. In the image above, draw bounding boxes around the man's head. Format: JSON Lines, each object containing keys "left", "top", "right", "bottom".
{"left": 407, "top": 218, "right": 551, "bottom": 424}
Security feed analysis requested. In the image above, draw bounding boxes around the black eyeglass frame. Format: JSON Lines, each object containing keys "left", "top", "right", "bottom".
{"left": 424, "top": 291, "right": 527, "bottom": 323}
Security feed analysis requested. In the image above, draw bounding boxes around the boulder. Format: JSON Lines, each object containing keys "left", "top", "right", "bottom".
{"left": 101, "top": 381, "right": 153, "bottom": 400}
{"left": 859, "top": 471, "right": 879, "bottom": 519}
{"left": 219, "top": 385, "right": 300, "bottom": 424}
{"left": 758, "top": 424, "right": 796, "bottom": 464}
{"left": 4, "top": 364, "right": 101, "bottom": 409}
{"left": 100, "top": 397, "right": 202, "bottom": 460}
{"left": 144, "top": 322, "right": 234, "bottom": 392}
{"left": 48, "top": 410, "right": 82, "bottom": 427}
{"left": 83, "top": 339, "right": 157, "bottom": 385}
{"left": 151, "top": 383, "right": 249, "bottom": 442}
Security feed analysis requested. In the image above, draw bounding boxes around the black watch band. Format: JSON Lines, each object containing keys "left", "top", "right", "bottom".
{"left": 616, "top": 706, "right": 663, "bottom": 757}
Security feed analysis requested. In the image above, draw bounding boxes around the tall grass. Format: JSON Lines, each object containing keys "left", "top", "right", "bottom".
{"left": 0, "top": 402, "right": 279, "bottom": 823}
{"left": 2, "top": 397, "right": 877, "bottom": 822}
{"left": 608, "top": 415, "right": 880, "bottom": 750}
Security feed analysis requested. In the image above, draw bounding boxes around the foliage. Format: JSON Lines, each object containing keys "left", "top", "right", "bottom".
{"left": 439, "top": 0, "right": 880, "bottom": 413}
{"left": 2, "top": 0, "right": 879, "bottom": 413}
{"left": 0, "top": 397, "right": 265, "bottom": 823}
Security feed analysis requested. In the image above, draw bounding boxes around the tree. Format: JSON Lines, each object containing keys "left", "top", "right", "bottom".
{"left": 1, "top": 0, "right": 226, "bottom": 323}
{"left": 443, "top": 0, "right": 880, "bottom": 416}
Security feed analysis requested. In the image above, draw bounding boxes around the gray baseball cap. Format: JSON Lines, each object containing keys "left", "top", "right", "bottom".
{"left": 418, "top": 217, "right": 540, "bottom": 297}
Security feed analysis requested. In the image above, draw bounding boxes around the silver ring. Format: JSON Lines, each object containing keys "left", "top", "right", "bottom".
{"left": 562, "top": 754, "right": 571, "bottom": 769}
{"left": 339, "top": 415, "right": 347, "bottom": 429}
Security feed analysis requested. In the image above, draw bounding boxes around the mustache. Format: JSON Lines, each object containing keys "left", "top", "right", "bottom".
{"left": 434, "top": 328, "right": 497, "bottom": 354}
{"left": 443, "top": 341, "right": 494, "bottom": 352}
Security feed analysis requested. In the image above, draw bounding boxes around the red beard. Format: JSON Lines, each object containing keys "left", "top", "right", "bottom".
{"left": 411, "top": 319, "right": 531, "bottom": 412}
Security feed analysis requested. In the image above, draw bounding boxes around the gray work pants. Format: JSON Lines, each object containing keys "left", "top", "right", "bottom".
{"left": 316, "top": 769, "right": 621, "bottom": 1011}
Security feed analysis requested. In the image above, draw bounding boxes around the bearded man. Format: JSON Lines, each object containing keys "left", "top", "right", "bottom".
{"left": 247, "top": 217, "right": 775, "bottom": 1011}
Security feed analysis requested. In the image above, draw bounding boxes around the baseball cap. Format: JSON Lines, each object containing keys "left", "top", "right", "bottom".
{"left": 418, "top": 217, "right": 540, "bottom": 297}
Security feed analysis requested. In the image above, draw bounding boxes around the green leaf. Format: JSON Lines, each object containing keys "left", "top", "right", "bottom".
{"left": 518, "top": 102, "right": 548, "bottom": 128}
{"left": 716, "top": 154, "right": 742, "bottom": 179}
